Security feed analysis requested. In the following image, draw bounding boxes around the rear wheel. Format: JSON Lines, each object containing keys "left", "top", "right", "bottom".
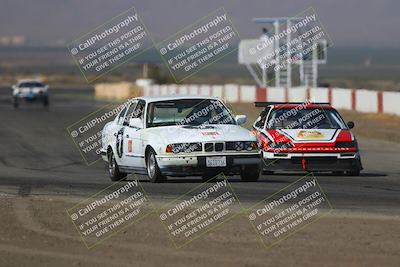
{"left": 108, "top": 150, "right": 127, "bottom": 181}
{"left": 240, "top": 165, "right": 260, "bottom": 182}
{"left": 332, "top": 171, "right": 345, "bottom": 176}
{"left": 43, "top": 96, "right": 49, "bottom": 107}
{"left": 13, "top": 98, "right": 18, "bottom": 108}
{"left": 146, "top": 148, "right": 166, "bottom": 183}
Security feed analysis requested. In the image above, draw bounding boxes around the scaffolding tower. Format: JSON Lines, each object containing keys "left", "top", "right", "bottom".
{"left": 238, "top": 17, "right": 328, "bottom": 88}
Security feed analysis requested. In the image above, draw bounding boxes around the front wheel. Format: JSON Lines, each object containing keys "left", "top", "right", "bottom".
{"left": 202, "top": 172, "right": 219, "bottom": 183}
{"left": 108, "top": 150, "right": 127, "bottom": 181}
{"left": 146, "top": 148, "right": 166, "bottom": 183}
{"left": 43, "top": 96, "right": 49, "bottom": 107}
{"left": 240, "top": 165, "right": 260, "bottom": 182}
{"left": 262, "top": 170, "right": 274, "bottom": 175}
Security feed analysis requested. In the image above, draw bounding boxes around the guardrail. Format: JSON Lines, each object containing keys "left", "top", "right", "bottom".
{"left": 141, "top": 84, "right": 400, "bottom": 116}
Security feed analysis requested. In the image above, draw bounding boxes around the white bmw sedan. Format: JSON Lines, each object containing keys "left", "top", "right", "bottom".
{"left": 101, "top": 96, "right": 261, "bottom": 183}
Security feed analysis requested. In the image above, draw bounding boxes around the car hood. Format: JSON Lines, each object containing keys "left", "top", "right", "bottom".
{"left": 19, "top": 87, "right": 46, "bottom": 93}
{"left": 146, "top": 124, "right": 256, "bottom": 144}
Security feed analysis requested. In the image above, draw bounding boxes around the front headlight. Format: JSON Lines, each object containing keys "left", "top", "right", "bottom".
{"left": 234, "top": 141, "right": 244, "bottom": 151}
{"left": 166, "top": 143, "right": 202, "bottom": 153}
{"left": 234, "top": 141, "right": 258, "bottom": 151}
{"left": 245, "top": 141, "right": 259, "bottom": 151}
{"left": 335, "top": 141, "right": 358, "bottom": 148}
{"left": 270, "top": 142, "right": 293, "bottom": 149}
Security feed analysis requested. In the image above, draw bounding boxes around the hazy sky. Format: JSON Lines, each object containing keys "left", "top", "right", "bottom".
{"left": 0, "top": 0, "right": 399, "bottom": 47}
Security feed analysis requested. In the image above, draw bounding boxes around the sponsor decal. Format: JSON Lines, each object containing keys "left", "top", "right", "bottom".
{"left": 128, "top": 140, "right": 133, "bottom": 152}
{"left": 201, "top": 131, "right": 219, "bottom": 136}
{"left": 297, "top": 130, "right": 324, "bottom": 139}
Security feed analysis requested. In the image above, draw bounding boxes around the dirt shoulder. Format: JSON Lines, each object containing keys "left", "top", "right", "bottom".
{"left": 339, "top": 110, "right": 400, "bottom": 143}
{"left": 0, "top": 197, "right": 399, "bottom": 267}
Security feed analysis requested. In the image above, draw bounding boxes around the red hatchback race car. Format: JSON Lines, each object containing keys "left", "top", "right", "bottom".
{"left": 252, "top": 102, "right": 363, "bottom": 176}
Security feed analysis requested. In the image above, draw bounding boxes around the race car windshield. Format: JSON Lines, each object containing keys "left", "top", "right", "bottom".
{"left": 19, "top": 82, "right": 44, "bottom": 87}
{"left": 146, "top": 99, "right": 235, "bottom": 128}
{"left": 266, "top": 108, "right": 346, "bottom": 129}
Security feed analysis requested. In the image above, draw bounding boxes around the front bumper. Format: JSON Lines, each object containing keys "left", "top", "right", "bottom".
{"left": 100, "top": 149, "right": 108, "bottom": 161}
{"left": 157, "top": 153, "right": 261, "bottom": 176}
{"left": 262, "top": 152, "right": 363, "bottom": 172}
{"left": 14, "top": 93, "right": 48, "bottom": 101}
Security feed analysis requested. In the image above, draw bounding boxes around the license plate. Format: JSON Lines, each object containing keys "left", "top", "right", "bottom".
{"left": 206, "top": 156, "right": 226, "bottom": 167}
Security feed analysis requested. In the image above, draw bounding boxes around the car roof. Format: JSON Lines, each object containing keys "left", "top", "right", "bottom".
{"left": 255, "top": 102, "right": 334, "bottom": 109}
{"left": 18, "top": 79, "right": 43, "bottom": 84}
{"left": 271, "top": 104, "right": 334, "bottom": 109}
{"left": 138, "top": 95, "right": 221, "bottom": 103}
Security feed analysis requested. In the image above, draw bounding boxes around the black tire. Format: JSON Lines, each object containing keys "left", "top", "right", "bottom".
{"left": 262, "top": 170, "right": 274, "bottom": 175}
{"left": 146, "top": 148, "right": 166, "bottom": 183}
{"left": 332, "top": 171, "right": 345, "bottom": 176}
{"left": 107, "top": 150, "right": 127, "bottom": 181}
{"left": 13, "top": 98, "right": 19, "bottom": 108}
{"left": 240, "top": 165, "right": 260, "bottom": 182}
{"left": 202, "top": 172, "right": 219, "bottom": 183}
{"left": 43, "top": 96, "right": 49, "bottom": 107}
{"left": 347, "top": 170, "right": 360, "bottom": 176}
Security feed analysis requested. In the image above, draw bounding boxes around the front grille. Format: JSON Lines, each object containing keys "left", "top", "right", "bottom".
{"left": 225, "top": 142, "right": 237, "bottom": 151}
{"left": 226, "top": 141, "right": 246, "bottom": 151}
{"left": 172, "top": 142, "right": 202, "bottom": 153}
{"left": 225, "top": 142, "right": 235, "bottom": 150}
{"left": 215, "top": 142, "right": 224, "bottom": 151}
{"left": 205, "top": 143, "right": 214, "bottom": 152}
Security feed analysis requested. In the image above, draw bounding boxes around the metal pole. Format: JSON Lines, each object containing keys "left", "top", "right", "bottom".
{"left": 262, "top": 64, "right": 267, "bottom": 87}
{"left": 143, "top": 63, "right": 148, "bottom": 78}
{"left": 274, "top": 21, "right": 280, "bottom": 87}
{"left": 245, "top": 64, "right": 263, "bottom": 87}
{"left": 286, "top": 19, "right": 291, "bottom": 88}
{"left": 312, "top": 43, "right": 317, "bottom": 88}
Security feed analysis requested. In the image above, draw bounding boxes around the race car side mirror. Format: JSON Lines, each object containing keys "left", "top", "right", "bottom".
{"left": 235, "top": 115, "right": 247, "bottom": 125}
{"left": 347, "top": 121, "right": 355, "bottom": 129}
{"left": 129, "top": 118, "right": 143, "bottom": 129}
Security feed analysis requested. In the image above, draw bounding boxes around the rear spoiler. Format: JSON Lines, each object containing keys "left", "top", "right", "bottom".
{"left": 254, "top": 102, "right": 331, "bottom": 107}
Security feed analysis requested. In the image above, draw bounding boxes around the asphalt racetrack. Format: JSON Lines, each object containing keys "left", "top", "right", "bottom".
{"left": 0, "top": 88, "right": 399, "bottom": 210}
{"left": 0, "top": 88, "right": 399, "bottom": 266}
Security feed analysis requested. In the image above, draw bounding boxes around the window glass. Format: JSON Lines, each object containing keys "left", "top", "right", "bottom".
{"left": 266, "top": 108, "right": 346, "bottom": 129}
{"left": 146, "top": 99, "right": 235, "bottom": 128}
{"left": 132, "top": 100, "right": 145, "bottom": 119}
{"left": 255, "top": 107, "right": 270, "bottom": 128}
{"left": 19, "top": 82, "right": 44, "bottom": 87}
{"left": 123, "top": 100, "right": 138, "bottom": 125}
{"left": 117, "top": 106, "right": 128, "bottom": 125}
